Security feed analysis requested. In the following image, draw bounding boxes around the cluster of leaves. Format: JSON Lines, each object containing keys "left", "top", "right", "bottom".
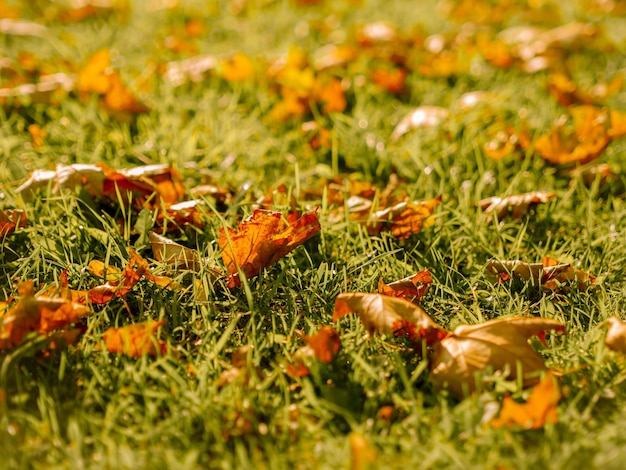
{"left": 2, "top": 0, "right": 626, "bottom": 467}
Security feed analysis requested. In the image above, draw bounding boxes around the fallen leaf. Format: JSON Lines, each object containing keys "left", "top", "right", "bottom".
{"left": 333, "top": 293, "right": 564, "bottom": 398}
{"left": 486, "top": 257, "right": 595, "bottom": 290}
{"left": 533, "top": 106, "right": 626, "bottom": 165}
{"left": 391, "top": 106, "right": 449, "bottom": 141}
{"left": 378, "top": 270, "right": 432, "bottom": 301}
{"left": 333, "top": 293, "right": 444, "bottom": 343}
{"left": 490, "top": 372, "right": 561, "bottom": 430}
{"left": 480, "top": 191, "right": 556, "bottom": 220}
{"left": 429, "top": 317, "right": 564, "bottom": 398}
{"left": 27, "top": 124, "right": 46, "bottom": 148}
{"left": 605, "top": 316, "right": 626, "bottom": 353}
{"left": 0, "top": 281, "right": 91, "bottom": 349}
{"left": 149, "top": 231, "right": 202, "bottom": 271}
{"left": 219, "top": 210, "right": 321, "bottom": 288}
{"left": 220, "top": 52, "right": 255, "bottom": 82}
{"left": 304, "top": 326, "right": 341, "bottom": 363}
{"left": 103, "top": 319, "right": 167, "bottom": 357}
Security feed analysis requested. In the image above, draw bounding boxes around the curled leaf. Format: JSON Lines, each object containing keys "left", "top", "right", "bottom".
{"left": 333, "top": 293, "right": 443, "bottom": 341}
{"left": 378, "top": 270, "right": 432, "bottom": 301}
{"left": 486, "top": 257, "right": 595, "bottom": 290}
{"left": 480, "top": 191, "right": 556, "bottom": 220}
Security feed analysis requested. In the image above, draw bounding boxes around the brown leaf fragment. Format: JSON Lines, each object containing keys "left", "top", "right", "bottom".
{"left": 605, "top": 316, "right": 626, "bottom": 353}
{"left": 378, "top": 270, "right": 432, "bottom": 301}
{"left": 480, "top": 191, "right": 556, "bottom": 220}
{"left": 429, "top": 317, "right": 564, "bottom": 398}
{"left": 366, "top": 197, "right": 441, "bottom": 238}
{"left": 103, "top": 320, "right": 167, "bottom": 358}
{"left": 219, "top": 210, "right": 320, "bottom": 288}
{"left": 0, "top": 208, "right": 27, "bottom": 235}
{"left": 490, "top": 372, "right": 561, "bottom": 430}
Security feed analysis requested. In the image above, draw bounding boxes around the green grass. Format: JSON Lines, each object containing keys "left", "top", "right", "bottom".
{"left": 2, "top": 0, "right": 626, "bottom": 468}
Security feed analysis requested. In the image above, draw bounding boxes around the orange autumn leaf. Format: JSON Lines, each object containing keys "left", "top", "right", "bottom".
{"left": 28, "top": 124, "right": 46, "bottom": 148}
{"left": 371, "top": 67, "right": 407, "bottom": 93}
{"left": 533, "top": 106, "right": 624, "bottom": 165}
{"left": 77, "top": 49, "right": 112, "bottom": 95}
{"left": 103, "top": 320, "right": 167, "bottom": 357}
{"left": 378, "top": 270, "right": 432, "bottom": 300}
{"left": 313, "top": 77, "right": 346, "bottom": 114}
{"left": 0, "top": 208, "right": 27, "bottom": 235}
{"left": 490, "top": 372, "right": 561, "bottom": 430}
{"left": 220, "top": 52, "right": 255, "bottom": 82}
{"left": 480, "top": 191, "right": 556, "bottom": 220}
{"left": 304, "top": 326, "right": 341, "bottom": 364}
{"left": 77, "top": 49, "right": 148, "bottom": 118}
{"left": 1, "top": 281, "right": 91, "bottom": 349}
{"left": 219, "top": 210, "right": 321, "bottom": 288}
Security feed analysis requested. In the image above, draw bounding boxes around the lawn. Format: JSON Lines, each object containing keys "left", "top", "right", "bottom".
{"left": 2, "top": 0, "right": 626, "bottom": 468}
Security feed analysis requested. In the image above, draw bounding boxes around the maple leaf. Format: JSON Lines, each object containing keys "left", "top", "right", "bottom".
{"left": 490, "top": 372, "right": 561, "bottom": 430}
{"left": 1, "top": 281, "right": 91, "bottom": 349}
{"left": 547, "top": 72, "right": 623, "bottom": 106}
{"left": 103, "top": 320, "right": 167, "bottom": 357}
{"left": 605, "top": 316, "right": 626, "bottom": 353}
{"left": 480, "top": 191, "right": 556, "bottom": 220}
{"left": 219, "top": 209, "right": 321, "bottom": 288}
{"left": 377, "top": 270, "right": 432, "bottom": 301}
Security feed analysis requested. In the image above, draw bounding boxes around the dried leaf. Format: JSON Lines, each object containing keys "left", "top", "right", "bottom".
{"left": 149, "top": 231, "right": 201, "bottom": 271}
{"left": 480, "top": 191, "right": 556, "bottom": 220}
{"left": 304, "top": 326, "right": 341, "bottom": 363}
{"left": 490, "top": 372, "right": 561, "bottom": 430}
{"left": 333, "top": 293, "right": 444, "bottom": 342}
{"left": 486, "top": 257, "right": 595, "bottom": 290}
{"left": 103, "top": 320, "right": 167, "bottom": 357}
{"left": 219, "top": 210, "right": 320, "bottom": 288}
{"left": 429, "top": 317, "right": 564, "bottom": 398}
{"left": 391, "top": 106, "right": 449, "bottom": 141}
{"left": 605, "top": 316, "right": 626, "bottom": 353}
{"left": 1, "top": 281, "right": 91, "bottom": 349}
{"left": 378, "top": 270, "right": 432, "bottom": 301}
